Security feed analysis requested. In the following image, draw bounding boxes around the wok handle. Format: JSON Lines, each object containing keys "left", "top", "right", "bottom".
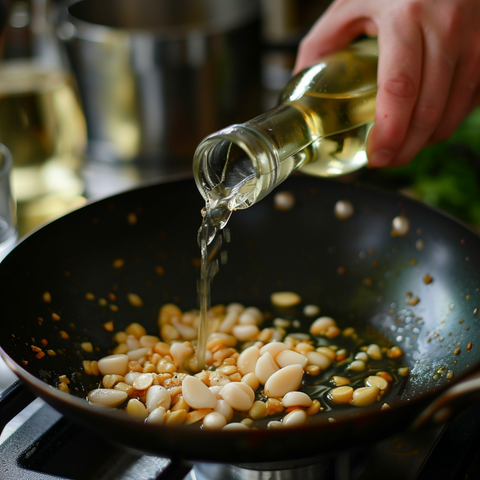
{"left": 413, "top": 372, "right": 480, "bottom": 429}
{"left": 0, "top": 380, "right": 36, "bottom": 434}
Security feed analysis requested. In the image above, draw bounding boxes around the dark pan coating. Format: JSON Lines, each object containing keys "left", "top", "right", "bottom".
{"left": 1, "top": 175, "right": 480, "bottom": 463}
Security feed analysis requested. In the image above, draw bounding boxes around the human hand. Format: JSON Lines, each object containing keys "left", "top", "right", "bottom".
{"left": 294, "top": 0, "right": 480, "bottom": 168}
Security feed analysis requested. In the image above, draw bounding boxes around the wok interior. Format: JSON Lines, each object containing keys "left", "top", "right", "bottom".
{"left": 1, "top": 176, "right": 480, "bottom": 460}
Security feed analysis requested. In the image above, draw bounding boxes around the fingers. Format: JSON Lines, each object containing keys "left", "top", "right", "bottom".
{"left": 372, "top": 31, "right": 455, "bottom": 167}
{"left": 294, "top": 0, "right": 480, "bottom": 169}
{"left": 294, "top": 1, "right": 378, "bottom": 74}
{"left": 369, "top": 1, "right": 480, "bottom": 168}
{"left": 366, "top": 18, "right": 423, "bottom": 167}
{"left": 430, "top": 30, "right": 480, "bottom": 143}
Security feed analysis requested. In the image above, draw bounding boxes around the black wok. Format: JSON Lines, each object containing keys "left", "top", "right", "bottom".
{"left": 1, "top": 175, "right": 480, "bottom": 464}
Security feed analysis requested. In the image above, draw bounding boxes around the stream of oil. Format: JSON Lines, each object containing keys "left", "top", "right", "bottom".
{"left": 192, "top": 154, "right": 408, "bottom": 420}
{"left": 193, "top": 201, "right": 230, "bottom": 371}
{"left": 193, "top": 156, "right": 256, "bottom": 371}
{"left": 194, "top": 200, "right": 408, "bottom": 424}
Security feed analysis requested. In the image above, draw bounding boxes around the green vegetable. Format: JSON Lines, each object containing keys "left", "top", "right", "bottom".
{"left": 367, "top": 107, "right": 480, "bottom": 226}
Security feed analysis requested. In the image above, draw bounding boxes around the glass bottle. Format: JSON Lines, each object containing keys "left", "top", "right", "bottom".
{"left": 193, "top": 38, "right": 378, "bottom": 222}
{"left": 0, "top": 0, "right": 87, "bottom": 236}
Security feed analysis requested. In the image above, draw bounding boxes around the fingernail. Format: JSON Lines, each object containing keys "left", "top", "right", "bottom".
{"left": 368, "top": 149, "right": 395, "bottom": 168}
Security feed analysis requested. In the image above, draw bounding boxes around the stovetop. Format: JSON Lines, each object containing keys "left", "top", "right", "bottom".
{"left": 2, "top": 376, "right": 480, "bottom": 480}
{"left": 3, "top": 157, "right": 480, "bottom": 479}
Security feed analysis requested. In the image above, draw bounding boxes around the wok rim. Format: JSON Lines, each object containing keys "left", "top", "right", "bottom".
{"left": 65, "top": 0, "right": 260, "bottom": 41}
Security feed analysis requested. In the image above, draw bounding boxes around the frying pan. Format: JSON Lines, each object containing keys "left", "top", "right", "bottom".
{"left": 1, "top": 174, "right": 480, "bottom": 465}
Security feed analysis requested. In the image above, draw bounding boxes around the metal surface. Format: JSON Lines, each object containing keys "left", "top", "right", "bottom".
{"left": 0, "top": 381, "right": 36, "bottom": 435}
{"left": 1, "top": 176, "right": 480, "bottom": 463}
{"left": 60, "top": 0, "right": 262, "bottom": 166}
{"left": 0, "top": 399, "right": 185, "bottom": 480}
{"left": 6, "top": 382, "right": 480, "bottom": 480}
{"left": 1, "top": 381, "right": 463, "bottom": 480}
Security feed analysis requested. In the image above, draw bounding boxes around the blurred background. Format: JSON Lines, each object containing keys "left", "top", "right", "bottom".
{"left": 0, "top": 0, "right": 331, "bottom": 239}
{"left": 0, "top": 0, "right": 332, "bottom": 391}
{"left": 1, "top": 0, "right": 480, "bottom": 243}
{"left": 1, "top": 0, "right": 480, "bottom": 448}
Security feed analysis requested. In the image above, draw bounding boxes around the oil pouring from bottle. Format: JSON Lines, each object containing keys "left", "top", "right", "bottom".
{"left": 193, "top": 38, "right": 379, "bottom": 369}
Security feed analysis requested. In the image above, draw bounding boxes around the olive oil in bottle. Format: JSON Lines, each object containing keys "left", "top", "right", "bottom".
{"left": 193, "top": 38, "right": 378, "bottom": 213}
{"left": 193, "top": 39, "right": 378, "bottom": 368}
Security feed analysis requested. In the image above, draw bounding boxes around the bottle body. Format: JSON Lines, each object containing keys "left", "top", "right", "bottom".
{"left": 193, "top": 38, "right": 378, "bottom": 211}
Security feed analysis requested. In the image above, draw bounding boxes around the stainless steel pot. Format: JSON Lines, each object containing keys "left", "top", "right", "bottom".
{"left": 59, "top": 0, "right": 262, "bottom": 169}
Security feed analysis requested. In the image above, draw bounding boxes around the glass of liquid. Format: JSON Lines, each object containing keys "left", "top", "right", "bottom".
{"left": 0, "top": 144, "right": 17, "bottom": 261}
{"left": 0, "top": 0, "right": 87, "bottom": 236}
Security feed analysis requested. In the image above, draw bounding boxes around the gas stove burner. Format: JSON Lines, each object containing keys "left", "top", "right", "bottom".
{"left": 1, "top": 399, "right": 366, "bottom": 480}
{"left": 2, "top": 381, "right": 480, "bottom": 480}
{"left": 193, "top": 450, "right": 364, "bottom": 480}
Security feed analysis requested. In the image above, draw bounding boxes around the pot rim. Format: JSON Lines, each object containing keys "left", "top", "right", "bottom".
{"left": 63, "top": 0, "right": 260, "bottom": 43}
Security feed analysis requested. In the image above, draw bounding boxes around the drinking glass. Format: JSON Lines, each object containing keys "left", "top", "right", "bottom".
{"left": 0, "top": 143, "right": 17, "bottom": 261}
{"left": 0, "top": 0, "right": 87, "bottom": 236}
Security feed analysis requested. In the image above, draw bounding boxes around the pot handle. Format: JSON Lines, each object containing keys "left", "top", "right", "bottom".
{"left": 412, "top": 372, "right": 480, "bottom": 429}
{"left": 0, "top": 380, "right": 37, "bottom": 435}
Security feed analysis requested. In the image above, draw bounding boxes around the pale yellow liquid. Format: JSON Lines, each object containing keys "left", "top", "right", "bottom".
{"left": 0, "top": 62, "right": 87, "bottom": 235}
{"left": 251, "top": 48, "right": 377, "bottom": 192}
{"left": 195, "top": 43, "right": 378, "bottom": 366}
{"left": 283, "top": 91, "right": 375, "bottom": 177}
{"left": 194, "top": 204, "right": 225, "bottom": 371}
{"left": 197, "top": 45, "right": 378, "bottom": 211}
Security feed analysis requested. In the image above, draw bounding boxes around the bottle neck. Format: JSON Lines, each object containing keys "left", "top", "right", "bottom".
{"left": 194, "top": 38, "right": 379, "bottom": 213}
{"left": 193, "top": 120, "right": 282, "bottom": 211}
{"left": 193, "top": 99, "right": 319, "bottom": 211}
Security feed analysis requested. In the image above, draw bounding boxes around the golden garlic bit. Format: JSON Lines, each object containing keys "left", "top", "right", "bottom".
{"left": 271, "top": 292, "right": 302, "bottom": 308}
{"left": 58, "top": 374, "right": 71, "bottom": 393}
{"left": 423, "top": 274, "right": 433, "bottom": 284}
{"left": 406, "top": 292, "right": 420, "bottom": 306}
{"left": 86, "top": 300, "right": 406, "bottom": 430}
